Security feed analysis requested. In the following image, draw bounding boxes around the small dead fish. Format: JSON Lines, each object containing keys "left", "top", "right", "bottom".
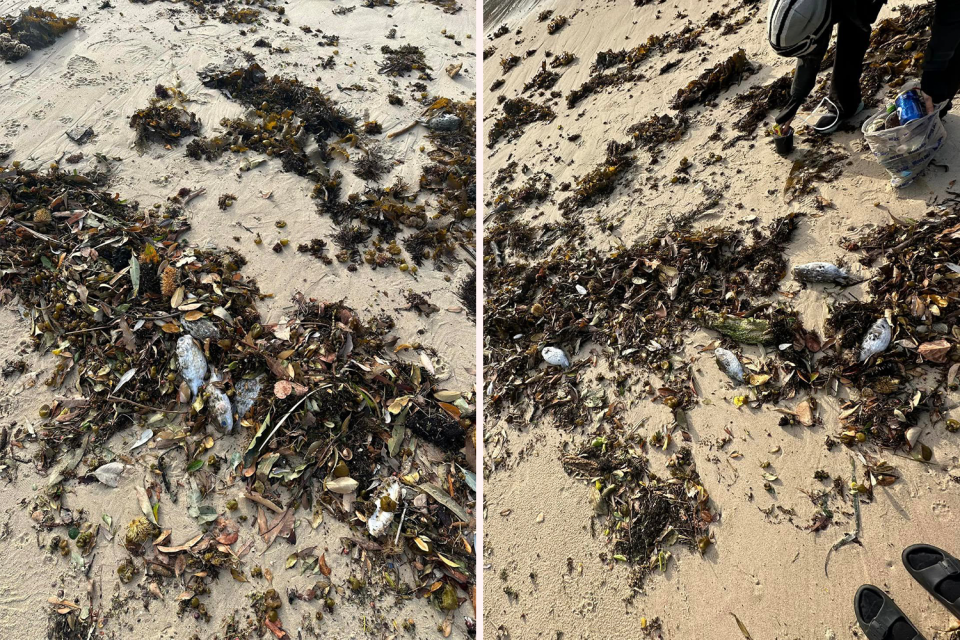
{"left": 234, "top": 374, "right": 264, "bottom": 420}
{"left": 367, "top": 479, "right": 401, "bottom": 538}
{"left": 183, "top": 316, "right": 220, "bottom": 341}
{"left": 714, "top": 347, "right": 745, "bottom": 384}
{"left": 207, "top": 370, "right": 234, "bottom": 434}
{"left": 425, "top": 114, "right": 462, "bottom": 132}
{"left": 859, "top": 318, "right": 892, "bottom": 362}
{"left": 176, "top": 335, "right": 207, "bottom": 398}
{"left": 542, "top": 347, "right": 571, "bottom": 368}
{"left": 793, "top": 262, "right": 850, "bottom": 284}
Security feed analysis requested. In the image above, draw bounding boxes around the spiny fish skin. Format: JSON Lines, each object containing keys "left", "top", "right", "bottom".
{"left": 176, "top": 336, "right": 207, "bottom": 398}
{"left": 859, "top": 318, "right": 892, "bottom": 362}
{"left": 542, "top": 346, "right": 571, "bottom": 368}
{"left": 793, "top": 262, "right": 850, "bottom": 284}
{"left": 207, "top": 370, "right": 234, "bottom": 434}
{"left": 714, "top": 347, "right": 745, "bottom": 383}
{"left": 426, "top": 114, "right": 462, "bottom": 131}
{"left": 235, "top": 375, "right": 264, "bottom": 420}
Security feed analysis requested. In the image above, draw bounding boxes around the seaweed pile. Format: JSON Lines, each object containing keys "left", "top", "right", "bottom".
{"left": 0, "top": 165, "right": 476, "bottom": 633}
{"left": 546, "top": 15, "right": 567, "bottom": 35}
{"left": 379, "top": 44, "right": 433, "bottom": 79}
{"left": 558, "top": 140, "right": 634, "bottom": 213}
{"left": 671, "top": 49, "right": 756, "bottom": 112}
{"left": 130, "top": 89, "right": 202, "bottom": 151}
{"left": 522, "top": 64, "right": 561, "bottom": 94}
{"left": 550, "top": 51, "right": 576, "bottom": 68}
{"left": 127, "top": 0, "right": 285, "bottom": 25}
{"left": 565, "top": 1, "right": 761, "bottom": 109}
{"left": 731, "top": 73, "right": 793, "bottom": 135}
{"left": 561, "top": 437, "right": 712, "bottom": 588}
{"left": 188, "top": 63, "right": 475, "bottom": 274}
{"left": 488, "top": 98, "right": 556, "bottom": 147}
{"left": 483, "top": 214, "right": 803, "bottom": 419}
{"left": 0, "top": 6, "right": 77, "bottom": 61}
{"left": 555, "top": 113, "right": 688, "bottom": 214}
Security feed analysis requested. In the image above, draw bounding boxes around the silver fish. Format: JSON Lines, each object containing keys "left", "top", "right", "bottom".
{"left": 207, "top": 369, "right": 234, "bottom": 434}
{"left": 234, "top": 374, "right": 264, "bottom": 420}
{"left": 714, "top": 347, "right": 745, "bottom": 384}
{"left": 793, "top": 262, "right": 850, "bottom": 284}
{"left": 176, "top": 336, "right": 207, "bottom": 398}
{"left": 859, "top": 318, "right": 892, "bottom": 362}
{"left": 183, "top": 316, "right": 220, "bottom": 341}
{"left": 425, "top": 114, "right": 462, "bottom": 132}
{"left": 542, "top": 346, "right": 571, "bottom": 368}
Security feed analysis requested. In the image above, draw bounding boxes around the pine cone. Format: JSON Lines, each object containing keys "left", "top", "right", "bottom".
{"left": 160, "top": 266, "right": 177, "bottom": 298}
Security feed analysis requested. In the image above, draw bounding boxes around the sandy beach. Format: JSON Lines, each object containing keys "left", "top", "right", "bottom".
{"left": 0, "top": 0, "right": 477, "bottom": 638}
{"left": 482, "top": 1, "right": 960, "bottom": 638}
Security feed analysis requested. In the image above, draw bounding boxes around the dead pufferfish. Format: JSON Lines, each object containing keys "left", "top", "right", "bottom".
{"left": 207, "top": 369, "right": 234, "bottom": 434}
{"left": 792, "top": 262, "right": 850, "bottom": 284}
{"left": 542, "top": 346, "right": 571, "bottom": 368}
{"left": 176, "top": 335, "right": 207, "bottom": 398}
{"left": 859, "top": 318, "right": 892, "bottom": 362}
{"left": 714, "top": 347, "right": 745, "bottom": 384}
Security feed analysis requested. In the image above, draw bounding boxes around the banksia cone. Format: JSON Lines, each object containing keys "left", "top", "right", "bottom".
{"left": 33, "top": 208, "right": 51, "bottom": 225}
{"left": 160, "top": 266, "right": 177, "bottom": 298}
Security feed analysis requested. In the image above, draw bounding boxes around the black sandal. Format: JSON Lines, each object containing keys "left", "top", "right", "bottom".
{"left": 854, "top": 585, "right": 926, "bottom": 640}
{"left": 903, "top": 544, "right": 960, "bottom": 618}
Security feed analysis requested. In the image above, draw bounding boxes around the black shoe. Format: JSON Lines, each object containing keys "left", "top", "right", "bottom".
{"left": 813, "top": 100, "right": 865, "bottom": 134}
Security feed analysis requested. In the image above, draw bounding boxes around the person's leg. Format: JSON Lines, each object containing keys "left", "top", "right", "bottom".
{"left": 776, "top": 34, "right": 831, "bottom": 126}
{"left": 829, "top": 12, "right": 876, "bottom": 116}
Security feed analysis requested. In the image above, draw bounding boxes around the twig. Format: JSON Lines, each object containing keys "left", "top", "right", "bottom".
{"left": 107, "top": 395, "right": 190, "bottom": 414}
{"left": 824, "top": 457, "right": 862, "bottom": 576}
{"left": 394, "top": 505, "right": 407, "bottom": 545}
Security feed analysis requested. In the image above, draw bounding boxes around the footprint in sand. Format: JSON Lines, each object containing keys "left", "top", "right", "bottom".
{"left": 63, "top": 55, "right": 104, "bottom": 87}
{"left": 932, "top": 500, "right": 953, "bottom": 521}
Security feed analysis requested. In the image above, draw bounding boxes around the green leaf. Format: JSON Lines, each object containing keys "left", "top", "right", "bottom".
{"left": 129, "top": 254, "right": 140, "bottom": 297}
{"left": 418, "top": 483, "right": 468, "bottom": 522}
{"left": 187, "top": 459, "right": 204, "bottom": 473}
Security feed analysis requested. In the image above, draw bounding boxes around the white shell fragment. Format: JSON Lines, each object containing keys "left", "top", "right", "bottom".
{"left": 859, "top": 318, "right": 892, "bottom": 362}
{"left": 542, "top": 347, "right": 571, "bottom": 368}
{"left": 176, "top": 335, "right": 207, "bottom": 398}
{"left": 793, "top": 262, "right": 850, "bottom": 284}
{"left": 207, "top": 370, "right": 234, "bottom": 434}
{"left": 714, "top": 347, "right": 745, "bottom": 384}
{"left": 367, "top": 479, "right": 402, "bottom": 538}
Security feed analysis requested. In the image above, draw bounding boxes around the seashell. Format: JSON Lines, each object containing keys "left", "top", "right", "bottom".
{"left": 367, "top": 479, "right": 401, "bottom": 538}
{"left": 207, "top": 369, "right": 234, "bottom": 434}
{"left": 425, "top": 114, "right": 462, "bottom": 132}
{"left": 793, "top": 262, "right": 850, "bottom": 284}
{"left": 859, "top": 318, "right": 892, "bottom": 362}
{"left": 714, "top": 347, "right": 745, "bottom": 383}
{"left": 176, "top": 335, "right": 207, "bottom": 398}
{"left": 234, "top": 374, "right": 264, "bottom": 420}
{"left": 183, "top": 316, "right": 220, "bottom": 341}
{"left": 542, "top": 346, "right": 571, "bottom": 368}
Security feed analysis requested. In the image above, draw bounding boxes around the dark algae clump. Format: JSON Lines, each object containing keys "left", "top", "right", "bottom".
{"left": 0, "top": 6, "right": 77, "bottom": 61}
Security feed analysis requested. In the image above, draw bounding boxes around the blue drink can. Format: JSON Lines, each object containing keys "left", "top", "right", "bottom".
{"left": 896, "top": 89, "right": 925, "bottom": 125}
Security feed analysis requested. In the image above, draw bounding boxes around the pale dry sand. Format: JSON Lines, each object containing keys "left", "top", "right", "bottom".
{"left": 483, "top": 1, "right": 960, "bottom": 638}
{"left": 0, "top": 0, "right": 477, "bottom": 638}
